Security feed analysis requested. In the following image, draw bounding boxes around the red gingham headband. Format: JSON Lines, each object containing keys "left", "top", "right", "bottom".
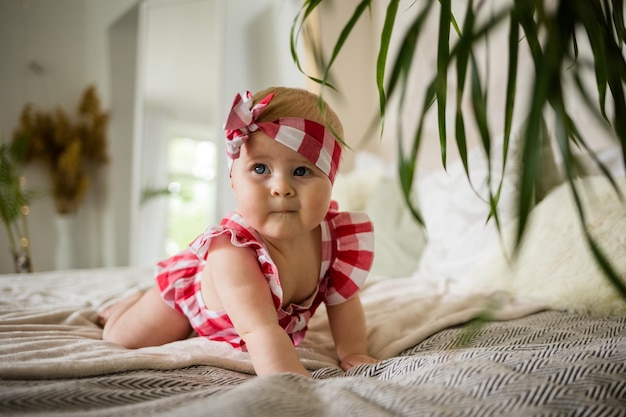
{"left": 223, "top": 91, "right": 342, "bottom": 183}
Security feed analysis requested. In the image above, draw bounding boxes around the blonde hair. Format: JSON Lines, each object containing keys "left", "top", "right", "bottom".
{"left": 251, "top": 87, "right": 344, "bottom": 140}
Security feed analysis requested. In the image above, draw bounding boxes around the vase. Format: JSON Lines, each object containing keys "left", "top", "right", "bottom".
{"left": 12, "top": 248, "right": 33, "bottom": 273}
{"left": 55, "top": 215, "right": 76, "bottom": 270}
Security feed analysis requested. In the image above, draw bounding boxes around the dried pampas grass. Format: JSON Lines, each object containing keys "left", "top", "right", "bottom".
{"left": 12, "top": 85, "right": 109, "bottom": 214}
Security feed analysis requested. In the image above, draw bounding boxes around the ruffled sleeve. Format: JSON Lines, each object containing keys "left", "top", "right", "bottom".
{"left": 189, "top": 213, "right": 283, "bottom": 307}
{"left": 323, "top": 204, "right": 375, "bottom": 305}
{"left": 187, "top": 214, "right": 263, "bottom": 260}
{"left": 156, "top": 213, "right": 267, "bottom": 298}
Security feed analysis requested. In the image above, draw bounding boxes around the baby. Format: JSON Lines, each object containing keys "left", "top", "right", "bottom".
{"left": 101, "top": 86, "right": 377, "bottom": 376}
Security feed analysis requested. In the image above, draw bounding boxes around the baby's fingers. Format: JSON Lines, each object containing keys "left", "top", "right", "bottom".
{"left": 340, "top": 354, "right": 379, "bottom": 371}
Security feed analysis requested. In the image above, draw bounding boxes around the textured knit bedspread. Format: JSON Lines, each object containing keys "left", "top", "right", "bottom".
{"left": 1, "top": 268, "right": 625, "bottom": 416}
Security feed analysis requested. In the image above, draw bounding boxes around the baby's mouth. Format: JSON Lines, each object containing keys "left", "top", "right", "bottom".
{"left": 273, "top": 207, "right": 298, "bottom": 214}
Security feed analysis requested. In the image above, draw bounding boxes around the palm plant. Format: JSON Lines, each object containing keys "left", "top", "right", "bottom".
{"left": 291, "top": 0, "right": 626, "bottom": 299}
{"left": 0, "top": 135, "right": 38, "bottom": 272}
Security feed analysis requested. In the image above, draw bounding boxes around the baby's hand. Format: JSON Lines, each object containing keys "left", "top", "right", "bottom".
{"left": 340, "top": 353, "right": 379, "bottom": 371}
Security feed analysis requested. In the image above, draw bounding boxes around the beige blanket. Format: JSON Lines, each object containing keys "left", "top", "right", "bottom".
{"left": 0, "top": 267, "right": 547, "bottom": 379}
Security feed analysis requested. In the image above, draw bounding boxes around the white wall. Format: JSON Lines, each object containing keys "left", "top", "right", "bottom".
{"left": 0, "top": 0, "right": 306, "bottom": 273}
{"left": 0, "top": 0, "right": 138, "bottom": 273}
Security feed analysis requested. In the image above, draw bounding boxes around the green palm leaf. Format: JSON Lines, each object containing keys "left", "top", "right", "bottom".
{"left": 292, "top": 0, "right": 626, "bottom": 301}
{"left": 376, "top": 0, "right": 400, "bottom": 133}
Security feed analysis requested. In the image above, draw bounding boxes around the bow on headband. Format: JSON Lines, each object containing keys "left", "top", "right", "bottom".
{"left": 223, "top": 91, "right": 341, "bottom": 183}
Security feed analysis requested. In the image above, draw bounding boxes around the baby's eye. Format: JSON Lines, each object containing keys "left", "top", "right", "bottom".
{"left": 293, "top": 166, "right": 312, "bottom": 177}
{"left": 253, "top": 164, "right": 269, "bottom": 174}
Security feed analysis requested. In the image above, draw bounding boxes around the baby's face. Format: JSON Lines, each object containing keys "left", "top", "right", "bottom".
{"left": 230, "top": 133, "right": 333, "bottom": 241}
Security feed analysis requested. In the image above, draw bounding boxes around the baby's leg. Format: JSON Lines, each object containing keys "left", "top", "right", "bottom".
{"left": 98, "top": 290, "right": 145, "bottom": 327}
{"left": 102, "top": 286, "right": 192, "bottom": 348}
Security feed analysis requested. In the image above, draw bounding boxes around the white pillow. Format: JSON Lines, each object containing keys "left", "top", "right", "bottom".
{"left": 332, "top": 152, "right": 427, "bottom": 278}
{"left": 332, "top": 152, "right": 387, "bottom": 211}
{"left": 453, "top": 175, "right": 626, "bottom": 316}
{"left": 411, "top": 127, "right": 561, "bottom": 285}
{"left": 411, "top": 140, "right": 519, "bottom": 284}
{"left": 366, "top": 177, "right": 426, "bottom": 278}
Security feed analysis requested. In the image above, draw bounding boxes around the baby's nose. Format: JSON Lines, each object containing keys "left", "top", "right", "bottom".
{"left": 271, "top": 175, "right": 295, "bottom": 197}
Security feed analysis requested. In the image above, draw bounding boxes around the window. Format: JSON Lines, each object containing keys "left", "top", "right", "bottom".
{"left": 164, "top": 137, "right": 217, "bottom": 257}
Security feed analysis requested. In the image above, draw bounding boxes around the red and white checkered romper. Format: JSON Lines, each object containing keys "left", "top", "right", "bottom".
{"left": 155, "top": 201, "right": 374, "bottom": 351}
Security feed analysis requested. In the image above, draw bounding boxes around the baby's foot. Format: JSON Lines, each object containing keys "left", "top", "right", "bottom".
{"left": 97, "top": 291, "right": 144, "bottom": 328}
{"left": 97, "top": 306, "right": 114, "bottom": 327}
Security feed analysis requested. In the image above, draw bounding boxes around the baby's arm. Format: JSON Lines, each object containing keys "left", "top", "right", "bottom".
{"left": 326, "top": 295, "right": 378, "bottom": 371}
{"left": 203, "top": 235, "right": 310, "bottom": 377}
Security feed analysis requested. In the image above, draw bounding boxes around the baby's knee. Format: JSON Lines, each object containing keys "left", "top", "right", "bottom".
{"left": 101, "top": 322, "right": 140, "bottom": 349}
{"left": 101, "top": 324, "right": 125, "bottom": 346}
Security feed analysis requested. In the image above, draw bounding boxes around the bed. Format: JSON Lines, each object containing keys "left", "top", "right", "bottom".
{"left": 2, "top": 145, "right": 626, "bottom": 416}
